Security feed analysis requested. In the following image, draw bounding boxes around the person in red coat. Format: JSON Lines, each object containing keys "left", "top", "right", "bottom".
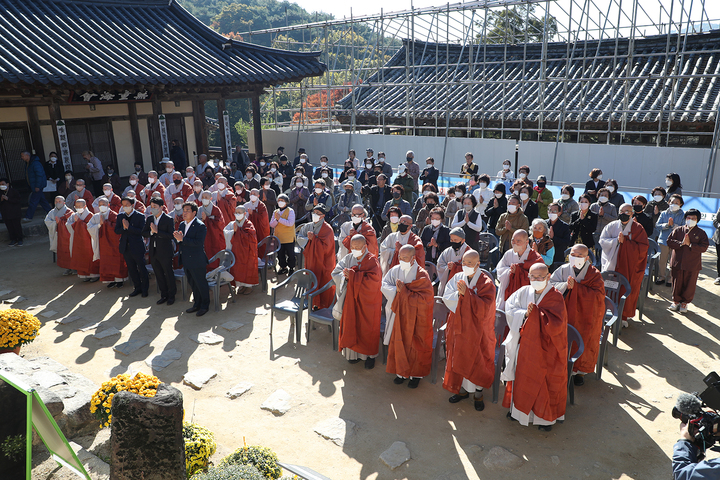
{"left": 44, "top": 196, "right": 74, "bottom": 274}
{"left": 244, "top": 189, "right": 271, "bottom": 258}
{"left": 199, "top": 190, "right": 226, "bottom": 270}
{"left": 170, "top": 197, "right": 185, "bottom": 229}
{"left": 88, "top": 197, "right": 128, "bottom": 287}
{"left": 188, "top": 180, "right": 204, "bottom": 206}
{"left": 223, "top": 205, "right": 259, "bottom": 295}
{"left": 66, "top": 199, "right": 100, "bottom": 282}
{"left": 214, "top": 177, "right": 237, "bottom": 227}
{"left": 123, "top": 173, "right": 144, "bottom": 199}
{"left": 92, "top": 183, "right": 122, "bottom": 213}
{"left": 298, "top": 204, "right": 337, "bottom": 310}
{"left": 141, "top": 171, "right": 164, "bottom": 204}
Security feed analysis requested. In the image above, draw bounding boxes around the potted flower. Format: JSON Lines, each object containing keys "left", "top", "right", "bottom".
{"left": 0, "top": 309, "right": 41, "bottom": 355}
{"left": 90, "top": 372, "right": 161, "bottom": 428}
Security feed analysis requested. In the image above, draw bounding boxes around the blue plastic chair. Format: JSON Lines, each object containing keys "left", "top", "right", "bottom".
{"left": 601, "top": 271, "right": 631, "bottom": 346}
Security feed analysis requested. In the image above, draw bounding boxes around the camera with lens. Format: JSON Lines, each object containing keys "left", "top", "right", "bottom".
{"left": 673, "top": 372, "right": 720, "bottom": 457}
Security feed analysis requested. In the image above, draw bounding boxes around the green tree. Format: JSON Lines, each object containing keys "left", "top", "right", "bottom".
{"left": 478, "top": 5, "right": 557, "bottom": 44}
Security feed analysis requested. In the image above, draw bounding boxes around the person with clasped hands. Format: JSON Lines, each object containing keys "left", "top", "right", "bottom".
{"left": 672, "top": 422, "right": 720, "bottom": 479}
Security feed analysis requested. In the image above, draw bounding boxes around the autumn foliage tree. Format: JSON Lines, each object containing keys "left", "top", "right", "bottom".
{"left": 293, "top": 86, "right": 350, "bottom": 124}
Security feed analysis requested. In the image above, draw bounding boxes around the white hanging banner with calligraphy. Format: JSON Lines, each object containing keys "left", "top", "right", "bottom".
{"left": 223, "top": 110, "right": 233, "bottom": 162}
{"left": 158, "top": 114, "right": 169, "bottom": 158}
{"left": 55, "top": 120, "right": 72, "bottom": 172}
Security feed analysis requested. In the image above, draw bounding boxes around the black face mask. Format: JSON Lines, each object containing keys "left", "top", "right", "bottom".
{"left": 537, "top": 182, "right": 546, "bottom": 188}
{"left": 392, "top": 191, "right": 401, "bottom": 199}
{"left": 398, "top": 223, "right": 409, "bottom": 233}
{"left": 426, "top": 203, "right": 435, "bottom": 209}
{"left": 450, "top": 241, "right": 463, "bottom": 251}
{"left": 633, "top": 204, "right": 644, "bottom": 213}
{"left": 619, "top": 213, "right": 631, "bottom": 222}
{"left": 173, "top": 179, "right": 182, "bottom": 186}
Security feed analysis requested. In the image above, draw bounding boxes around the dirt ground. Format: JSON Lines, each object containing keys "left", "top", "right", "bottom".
{"left": 4, "top": 232, "right": 720, "bottom": 480}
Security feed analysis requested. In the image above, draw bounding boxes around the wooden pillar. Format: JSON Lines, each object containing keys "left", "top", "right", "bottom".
{"left": 251, "top": 93, "right": 263, "bottom": 161}
{"left": 26, "top": 106, "right": 45, "bottom": 160}
{"left": 150, "top": 95, "right": 163, "bottom": 170}
{"left": 192, "top": 100, "right": 208, "bottom": 164}
{"left": 128, "top": 103, "right": 143, "bottom": 169}
{"left": 48, "top": 103, "right": 62, "bottom": 153}
{"left": 216, "top": 97, "right": 228, "bottom": 164}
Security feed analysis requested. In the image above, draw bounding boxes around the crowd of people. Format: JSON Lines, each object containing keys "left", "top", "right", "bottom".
{"left": 0, "top": 144, "right": 718, "bottom": 430}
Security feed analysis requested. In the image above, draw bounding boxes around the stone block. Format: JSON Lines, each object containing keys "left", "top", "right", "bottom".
{"left": 226, "top": 382, "right": 253, "bottom": 399}
{"left": 313, "top": 417, "right": 355, "bottom": 446}
{"left": 35, "top": 386, "right": 64, "bottom": 417}
{"left": 32, "top": 370, "right": 67, "bottom": 389}
{"left": 483, "top": 446, "right": 525, "bottom": 471}
{"left": 260, "top": 389, "right": 291, "bottom": 415}
{"left": 380, "top": 441, "right": 411, "bottom": 470}
{"left": 183, "top": 369, "right": 217, "bottom": 390}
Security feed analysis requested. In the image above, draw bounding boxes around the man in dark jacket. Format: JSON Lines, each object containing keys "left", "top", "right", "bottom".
{"left": 23, "top": 151, "right": 51, "bottom": 222}
{"left": 170, "top": 140, "right": 187, "bottom": 172}
{"left": 142, "top": 198, "right": 177, "bottom": 305}
{"left": 0, "top": 178, "right": 23, "bottom": 246}
{"left": 174, "top": 202, "right": 210, "bottom": 316}
{"left": 44, "top": 152, "right": 64, "bottom": 204}
{"left": 277, "top": 155, "right": 294, "bottom": 191}
{"left": 369, "top": 174, "right": 392, "bottom": 232}
{"left": 115, "top": 197, "right": 149, "bottom": 297}
{"left": 420, "top": 157, "right": 439, "bottom": 189}
{"left": 547, "top": 202, "right": 572, "bottom": 268}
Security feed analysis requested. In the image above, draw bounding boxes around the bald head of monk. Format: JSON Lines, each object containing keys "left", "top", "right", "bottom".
{"left": 54, "top": 195, "right": 66, "bottom": 210}
{"left": 511, "top": 229, "right": 529, "bottom": 254}
{"left": 398, "top": 244, "right": 416, "bottom": 263}
{"left": 74, "top": 198, "right": 87, "bottom": 213}
{"left": 461, "top": 249, "right": 480, "bottom": 277}
{"left": 350, "top": 234, "right": 367, "bottom": 258}
{"left": 529, "top": 262, "right": 550, "bottom": 293}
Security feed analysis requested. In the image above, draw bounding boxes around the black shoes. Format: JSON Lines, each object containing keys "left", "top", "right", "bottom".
{"left": 277, "top": 268, "right": 288, "bottom": 275}
{"left": 364, "top": 357, "right": 375, "bottom": 370}
{"left": 107, "top": 282, "right": 117, "bottom": 288}
{"left": 538, "top": 425, "right": 552, "bottom": 432}
{"left": 141, "top": 291, "right": 148, "bottom": 298}
{"left": 474, "top": 396, "right": 485, "bottom": 411}
{"left": 167, "top": 298, "right": 175, "bottom": 306}
{"left": 157, "top": 297, "right": 167, "bottom": 305}
{"left": 196, "top": 309, "right": 208, "bottom": 317}
{"left": 129, "top": 290, "right": 142, "bottom": 297}
{"left": 407, "top": 378, "right": 420, "bottom": 389}
{"left": 186, "top": 306, "right": 199, "bottom": 313}
{"left": 506, "top": 411, "right": 517, "bottom": 422}
{"left": 574, "top": 375, "right": 585, "bottom": 386}
{"left": 348, "top": 359, "right": 361, "bottom": 364}
{"left": 449, "top": 393, "right": 470, "bottom": 403}
{"left": 393, "top": 376, "right": 405, "bottom": 385}
{"left": 116, "top": 282, "right": 123, "bottom": 288}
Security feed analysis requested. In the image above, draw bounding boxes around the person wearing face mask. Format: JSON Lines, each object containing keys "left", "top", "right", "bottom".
{"left": 420, "top": 207, "right": 450, "bottom": 264}
{"left": 472, "top": 174, "right": 493, "bottom": 218}
{"left": 289, "top": 175, "right": 310, "bottom": 218}
{"left": 599, "top": 203, "right": 649, "bottom": 327}
{"left": 441, "top": 187, "right": 460, "bottom": 228}
{"left": 655, "top": 194, "right": 686, "bottom": 286}
{"left": 297, "top": 205, "right": 337, "bottom": 310}
{"left": 171, "top": 198, "right": 185, "bottom": 229}
{"left": 604, "top": 179, "right": 623, "bottom": 211}
{"left": 403, "top": 150, "right": 420, "bottom": 192}
{"left": 58, "top": 170, "right": 76, "bottom": 198}
{"left": 460, "top": 152, "right": 478, "bottom": 179}
{"left": 208, "top": 172, "right": 224, "bottom": 193}
{"left": 644, "top": 186, "right": 669, "bottom": 231}
{"left": 451, "top": 194, "right": 484, "bottom": 251}
{"left": 67, "top": 199, "right": 100, "bottom": 282}
{"left": 360, "top": 148, "right": 372, "bottom": 170}
{"left": 381, "top": 185, "right": 412, "bottom": 224}
{"left": 295, "top": 153, "right": 313, "bottom": 179}
{"left": 381, "top": 244, "right": 435, "bottom": 387}
{"left": 306, "top": 179, "right": 333, "bottom": 215}
{"left": 546, "top": 202, "right": 571, "bottom": 267}
{"left": 184, "top": 166, "right": 198, "bottom": 187}
{"left": 233, "top": 181, "right": 250, "bottom": 204}
{"left": 123, "top": 173, "right": 144, "bottom": 199}
{"left": 275, "top": 155, "right": 293, "bottom": 191}
{"left": 114, "top": 197, "right": 149, "bottom": 295}
{"left": 337, "top": 204, "right": 378, "bottom": 261}
{"left": 141, "top": 171, "right": 165, "bottom": 204}
{"left": 529, "top": 219, "right": 555, "bottom": 266}
{"left": 357, "top": 158, "right": 376, "bottom": 188}
{"left": 158, "top": 160, "right": 176, "bottom": 188}
{"left": 557, "top": 185, "right": 578, "bottom": 224}
{"left": 44, "top": 195, "right": 74, "bottom": 274}
{"left": 147, "top": 191, "right": 169, "bottom": 217}
{"left": 631, "top": 195, "right": 654, "bottom": 238}
{"left": 89, "top": 197, "right": 128, "bottom": 288}
{"left": 419, "top": 157, "right": 439, "bottom": 188}
{"left": 515, "top": 184, "right": 538, "bottom": 223}
{"left": 494, "top": 195, "right": 529, "bottom": 253}
{"left": 590, "top": 187, "right": 618, "bottom": 248}
{"left": 484, "top": 184, "right": 507, "bottom": 236}
{"left": 666, "top": 209, "right": 708, "bottom": 315}
{"left": 335, "top": 182, "right": 362, "bottom": 219}
{"left": 569, "top": 194, "right": 598, "bottom": 250}
{"left": 81, "top": 150, "right": 104, "bottom": 197}
{"left": 497, "top": 159, "right": 516, "bottom": 188}
{"left": 583, "top": 168, "right": 605, "bottom": 204}
{"left": 198, "top": 190, "right": 227, "bottom": 270}
{"left": 212, "top": 177, "right": 238, "bottom": 224}
{"left": 665, "top": 173, "right": 683, "bottom": 201}
{"left": 531, "top": 175, "right": 553, "bottom": 220}
{"left": 257, "top": 178, "right": 277, "bottom": 218}
{"left": 188, "top": 180, "right": 205, "bottom": 206}
{"left": 516, "top": 165, "right": 533, "bottom": 188}
{"left": 141, "top": 197, "right": 176, "bottom": 302}
{"left": 333, "top": 235, "right": 383, "bottom": 368}
{"left": 44, "top": 152, "right": 63, "bottom": 204}
{"left": 415, "top": 190, "right": 440, "bottom": 233}
{"left": 164, "top": 171, "right": 193, "bottom": 208}
{"left": 495, "top": 229, "right": 544, "bottom": 311}
{"left": 436, "top": 228, "right": 470, "bottom": 295}
{"left": 442, "top": 250, "right": 497, "bottom": 410}
{"left": 375, "top": 152, "right": 393, "bottom": 178}
{"left": 313, "top": 155, "right": 329, "bottom": 181}
{"left": 0, "top": 178, "right": 23, "bottom": 246}
{"left": 125, "top": 190, "right": 146, "bottom": 214}
{"left": 550, "top": 244, "right": 605, "bottom": 387}
{"left": 244, "top": 188, "right": 271, "bottom": 258}
{"left": 270, "top": 194, "right": 296, "bottom": 275}
{"left": 340, "top": 168, "right": 362, "bottom": 196}
{"left": 379, "top": 206, "right": 403, "bottom": 243}
{"left": 65, "top": 179, "right": 95, "bottom": 213}
{"left": 90, "top": 182, "right": 121, "bottom": 214}
{"left": 173, "top": 202, "right": 210, "bottom": 316}
{"left": 393, "top": 165, "right": 415, "bottom": 202}
{"left": 222, "top": 205, "right": 259, "bottom": 296}
{"left": 503, "top": 262, "right": 568, "bottom": 431}
{"left": 134, "top": 162, "right": 148, "bottom": 185}
{"left": 242, "top": 166, "right": 260, "bottom": 191}
{"left": 379, "top": 214, "right": 425, "bottom": 275}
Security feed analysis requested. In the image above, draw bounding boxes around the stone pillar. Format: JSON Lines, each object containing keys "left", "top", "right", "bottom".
{"left": 110, "top": 384, "right": 185, "bottom": 480}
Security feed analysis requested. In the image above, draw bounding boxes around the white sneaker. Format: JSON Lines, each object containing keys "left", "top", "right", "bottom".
{"left": 679, "top": 304, "right": 688, "bottom": 314}
{"left": 668, "top": 303, "right": 680, "bottom": 312}
{"left": 622, "top": 320, "right": 629, "bottom": 328}
{"left": 714, "top": 277, "right": 720, "bottom": 285}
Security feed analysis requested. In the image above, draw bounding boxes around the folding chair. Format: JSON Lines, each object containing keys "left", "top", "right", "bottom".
{"left": 269, "top": 269, "right": 317, "bottom": 359}
{"left": 425, "top": 261, "right": 439, "bottom": 289}
{"left": 430, "top": 296, "right": 450, "bottom": 384}
{"left": 307, "top": 280, "right": 339, "bottom": 351}
{"left": 478, "top": 233, "right": 500, "bottom": 271}
{"left": 257, "top": 235, "right": 281, "bottom": 293}
{"left": 492, "top": 309, "right": 507, "bottom": 403}
{"left": 601, "top": 271, "right": 631, "bottom": 346}
{"left": 207, "top": 250, "right": 235, "bottom": 312}
{"left": 638, "top": 247, "right": 660, "bottom": 320}
{"left": 596, "top": 297, "right": 618, "bottom": 381}
{"left": 567, "top": 324, "right": 585, "bottom": 406}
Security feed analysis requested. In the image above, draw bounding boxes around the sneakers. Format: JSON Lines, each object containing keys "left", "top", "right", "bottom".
{"left": 621, "top": 320, "right": 629, "bottom": 328}
{"left": 668, "top": 303, "right": 680, "bottom": 312}
{"left": 714, "top": 277, "right": 720, "bottom": 286}
{"left": 8, "top": 240, "right": 17, "bottom": 246}
{"left": 679, "top": 303, "right": 689, "bottom": 314}
{"left": 16, "top": 240, "right": 22, "bottom": 246}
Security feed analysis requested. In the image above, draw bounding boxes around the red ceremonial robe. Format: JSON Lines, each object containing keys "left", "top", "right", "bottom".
{"left": 216, "top": 190, "right": 237, "bottom": 228}
{"left": 249, "top": 202, "right": 271, "bottom": 258}
{"left": 564, "top": 265, "right": 605, "bottom": 374}
{"left": 443, "top": 272, "right": 497, "bottom": 393}
{"left": 503, "top": 288, "right": 568, "bottom": 422}
{"left": 342, "top": 222, "right": 379, "bottom": 258}
{"left": 338, "top": 253, "right": 383, "bottom": 355}
{"left": 55, "top": 210, "right": 73, "bottom": 270}
{"left": 69, "top": 214, "right": 99, "bottom": 277}
{"left": 615, "top": 220, "right": 649, "bottom": 319}
{"left": 446, "top": 262, "right": 464, "bottom": 288}
{"left": 131, "top": 183, "right": 144, "bottom": 198}
{"left": 142, "top": 182, "right": 165, "bottom": 203}
{"left": 504, "top": 250, "right": 544, "bottom": 300}
{"left": 106, "top": 194, "right": 122, "bottom": 213}
{"left": 387, "top": 267, "right": 435, "bottom": 378}
{"left": 132, "top": 199, "right": 146, "bottom": 214}
{"left": 304, "top": 222, "right": 337, "bottom": 309}
{"left": 389, "top": 232, "right": 425, "bottom": 270}
{"left": 97, "top": 211, "right": 128, "bottom": 281}
{"left": 229, "top": 219, "right": 259, "bottom": 286}
{"left": 202, "top": 204, "right": 226, "bottom": 270}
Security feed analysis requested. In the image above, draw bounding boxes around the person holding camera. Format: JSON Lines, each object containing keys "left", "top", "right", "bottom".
{"left": 673, "top": 422, "right": 720, "bottom": 479}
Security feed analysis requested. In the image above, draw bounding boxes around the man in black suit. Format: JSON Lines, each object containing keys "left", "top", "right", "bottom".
{"left": 173, "top": 202, "right": 210, "bottom": 316}
{"left": 142, "top": 198, "right": 177, "bottom": 305}
{"left": 368, "top": 173, "right": 392, "bottom": 233}
{"left": 115, "top": 197, "right": 149, "bottom": 297}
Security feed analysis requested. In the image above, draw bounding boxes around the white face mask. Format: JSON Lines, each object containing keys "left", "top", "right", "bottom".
{"left": 507, "top": 204, "right": 518, "bottom": 213}
{"left": 430, "top": 219, "right": 441, "bottom": 227}
{"left": 348, "top": 176, "right": 355, "bottom": 181}
{"left": 399, "top": 260, "right": 413, "bottom": 273}
{"left": 246, "top": 173, "right": 253, "bottom": 179}
{"left": 166, "top": 168, "right": 173, "bottom": 174}
{"left": 352, "top": 215, "right": 363, "bottom": 225}
{"left": 548, "top": 213, "right": 558, "bottom": 221}
{"left": 685, "top": 219, "right": 697, "bottom": 228}
{"left": 250, "top": 195, "right": 258, "bottom": 202}
{"left": 596, "top": 174, "right": 603, "bottom": 180}
{"left": 579, "top": 202, "right": 589, "bottom": 211}
{"left": 351, "top": 248, "right": 364, "bottom": 259}
{"left": 235, "top": 213, "right": 244, "bottom": 221}
{"left": 519, "top": 193, "right": 529, "bottom": 201}
{"left": 669, "top": 204, "right": 681, "bottom": 212}
{"left": 495, "top": 192, "right": 503, "bottom": 198}
{"left": 561, "top": 194, "right": 570, "bottom": 201}
{"left": 598, "top": 196, "right": 609, "bottom": 204}
{"left": 389, "top": 216, "right": 399, "bottom": 224}
{"left": 314, "top": 188, "right": 323, "bottom": 195}
{"left": 296, "top": 182, "right": 304, "bottom": 188}
{"left": 103, "top": 189, "right": 112, "bottom": 196}
{"left": 321, "top": 173, "right": 328, "bottom": 178}
{"left": 76, "top": 185, "right": 84, "bottom": 191}
{"left": 462, "top": 265, "right": 476, "bottom": 276}
{"left": 300, "top": 158, "right": 306, "bottom": 163}
{"left": 478, "top": 182, "right": 487, "bottom": 189}
{"left": 148, "top": 177, "right": 156, "bottom": 184}
{"left": 0, "top": 185, "right": 6, "bottom": 191}
{"left": 665, "top": 178, "right": 673, "bottom": 187}
{"left": 201, "top": 198, "right": 210, "bottom": 206}
{"left": 312, "top": 213, "right": 321, "bottom": 223}
{"left": 530, "top": 279, "right": 547, "bottom": 291}
{"left": 518, "top": 173, "right": 527, "bottom": 179}
{"left": 98, "top": 205, "right": 109, "bottom": 213}
{"left": 464, "top": 204, "right": 473, "bottom": 212}
{"left": 569, "top": 256, "right": 586, "bottom": 269}
{"left": 321, "top": 161, "right": 328, "bottom": 167}
{"left": 218, "top": 183, "right": 226, "bottom": 190}
{"left": 607, "top": 185, "right": 615, "bottom": 193}
{"left": 278, "top": 201, "right": 286, "bottom": 208}
{"left": 123, "top": 206, "right": 133, "bottom": 214}
{"left": 129, "top": 179, "right": 137, "bottom": 186}
{"left": 174, "top": 204, "right": 183, "bottom": 211}
{"left": 259, "top": 162, "right": 266, "bottom": 167}
{"left": 194, "top": 187, "right": 202, "bottom": 193}
{"left": 503, "top": 164, "right": 510, "bottom": 171}
{"left": 50, "top": 157, "right": 57, "bottom": 163}
{"left": 75, "top": 207, "right": 85, "bottom": 214}
{"left": 65, "top": 176, "right": 73, "bottom": 181}
{"left": 653, "top": 194, "right": 663, "bottom": 202}
{"left": 270, "top": 167, "right": 277, "bottom": 173}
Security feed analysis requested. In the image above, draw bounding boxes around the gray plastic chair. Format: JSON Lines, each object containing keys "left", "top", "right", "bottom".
{"left": 306, "top": 280, "right": 339, "bottom": 351}
{"left": 270, "top": 269, "right": 317, "bottom": 359}
{"left": 257, "top": 235, "right": 281, "bottom": 293}
{"left": 207, "top": 250, "right": 235, "bottom": 312}
{"left": 638, "top": 250, "right": 660, "bottom": 320}
{"left": 294, "top": 225, "right": 305, "bottom": 270}
{"left": 596, "top": 297, "right": 618, "bottom": 381}
{"left": 601, "top": 271, "right": 631, "bottom": 346}
{"left": 567, "top": 324, "right": 585, "bottom": 406}
{"left": 425, "top": 261, "right": 439, "bottom": 289}
{"left": 492, "top": 309, "right": 507, "bottom": 404}
{"left": 430, "top": 296, "right": 451, "bottom": 384}
{"left": 478, "top": 232, "right": 500, "bottom": 271}
{"left": 647, "top": 238, "right": 660, "bottom": 292}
